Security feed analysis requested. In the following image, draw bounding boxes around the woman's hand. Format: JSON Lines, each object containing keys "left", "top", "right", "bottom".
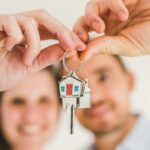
{"left": 0, "top": 9, "right": 86, "bottom": 91}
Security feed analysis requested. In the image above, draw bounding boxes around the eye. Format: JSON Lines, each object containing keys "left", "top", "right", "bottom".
{"left": 11, "top": 97, "right": 25, "bottom": 106}
{"left": 39, "top": 96, "right": 51, "bottom": 105}
{"left": 99, "top": 73, "right": 110, "bottom": 82}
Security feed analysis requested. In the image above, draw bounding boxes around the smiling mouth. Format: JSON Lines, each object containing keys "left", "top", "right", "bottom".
{"left": 87, "top": 105, "right": 112, "bottom": 118}
{"left": 19, "top": 125, "right": 44, "bottom": 136}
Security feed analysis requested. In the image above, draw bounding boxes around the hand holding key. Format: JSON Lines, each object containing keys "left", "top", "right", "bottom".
{"left": 0, "top": 9, "right": 86, "bottom": 91}
{"left": 74, "top": 0, "right": 150, "bottom": 61}
{"left": 59, "top": 52, "right": 91, "bottom": 134}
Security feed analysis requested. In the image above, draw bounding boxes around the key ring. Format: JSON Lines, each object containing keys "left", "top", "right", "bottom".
{"left": 63, "top": 52, "right": 83, "bottom": 74}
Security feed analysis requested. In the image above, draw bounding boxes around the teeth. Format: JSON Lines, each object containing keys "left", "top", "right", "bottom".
{"left": 21, "top": 125, "right": 41, "bottom": 134}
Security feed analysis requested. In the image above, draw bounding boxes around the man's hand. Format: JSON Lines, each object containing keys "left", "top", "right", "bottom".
{"left": 74, "top": 0, "right": 150, "bottom": 61}
{"left": 0, "top": 9, "right": 86, "bottom": 91}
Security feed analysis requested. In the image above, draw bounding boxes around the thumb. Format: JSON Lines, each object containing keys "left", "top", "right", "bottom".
{"left": 80, "top": 36, "right": 144, "bottom": 61}
{"left": 30, "top": 44, "right": 64, "bottom": 73}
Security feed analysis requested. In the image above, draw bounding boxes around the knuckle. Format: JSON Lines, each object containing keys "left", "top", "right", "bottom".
{"left": 22, "top": 17, "right": 37, "bottom": 30}
{"left": 10, "top": 36, "right": 22, "bottom": 43}
{"left": 5, "top": 15, "right": 15, "bottom": 23}
{"left": 59, "top": 25, "right": 69, "bottom": 33}
{"left": 85, "top": 0, "right": 98, "bottom": 11}
{"left": 37, "top": 9, "right": 49, "bottom": 17}
{"left": 56, "top": 25, "right": 69, "bottom": 37}
{"left": 86, "top": 1, "right": 92, "bottom": 9}
{"left": 27, "top": 18, "right": 37, "bottom": 27}
{"left": 57, "top": 29, "right": 70, "bottom": 39}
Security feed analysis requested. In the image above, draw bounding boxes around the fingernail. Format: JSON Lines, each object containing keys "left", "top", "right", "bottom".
{"left": 68, "top": 43, "right": 76, "bottom": 51}
{"left": 118, "top": 10, "right": 128, "bottom": 21}
{"left": 92, "top": 22, "right": 101, "bottom": 33}
{"left": 77, "top": 43, "right": 86, "bottom": 51}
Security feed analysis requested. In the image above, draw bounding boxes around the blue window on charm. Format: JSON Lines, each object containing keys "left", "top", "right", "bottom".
{"left": 74, "top": 86, "right": 79, "bottom": 92}
{"left": 61, "top": 86, "right": 65, "bottom": 92}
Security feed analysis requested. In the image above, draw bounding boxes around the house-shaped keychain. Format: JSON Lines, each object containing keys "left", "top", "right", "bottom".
{"left": 59, "top": 71, "right": 91, "bottom": 109}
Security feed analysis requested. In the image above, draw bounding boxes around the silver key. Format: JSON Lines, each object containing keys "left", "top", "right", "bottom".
{"left": 59, "top": 52, "right": 91, "bottom": 134}
{"left": 66, "top": 98, "right": 76, "bottom": 134}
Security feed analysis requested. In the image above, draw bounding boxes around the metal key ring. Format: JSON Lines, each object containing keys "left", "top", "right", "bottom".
{"left": 63, "top": 52, "right": 83, "bottom": 74}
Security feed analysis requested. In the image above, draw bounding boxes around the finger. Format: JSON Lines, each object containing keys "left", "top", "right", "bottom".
{"left": 30, "top": 43, "right": 79, "bottom": 74}
{"left": 30, "top": 44, "right": 64, "bottom": 72}
{"left": 80, "top": 35, "right": 142, "bottom": 61}
{"left": 73, "top": 16, "right": 90, "bottom": 43}
{"left": 17, "top": 16, "right": 41, "bottom": 66}
{"left": 106, "top": 0, "right": 129, "bottom": 21}
{"left": 20, "top": 10, "right": 77, "bottom": 51}
{"left": 84, "top": 0, "right": 105, "bottom": 33}
{"left": 45, "top": 21, "right": 85, "bottom": 52}
{"left": 71, "top": 32, "right": 86, "bottom": 51}
{"left": 0, "top": 15, "right": 23, "bottom": 51}
{"left": 63, "top": 54, "right": 81, "bottom": 75}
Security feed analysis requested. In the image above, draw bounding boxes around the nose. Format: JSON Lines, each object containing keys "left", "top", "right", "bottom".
{"left": 23, "top": 105, "right": 40, "bottom": 124}
{"left": 90, "top": 84, "right": 106, "bottom": 106}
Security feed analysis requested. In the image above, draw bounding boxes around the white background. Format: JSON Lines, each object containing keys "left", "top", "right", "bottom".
{"left": 1, "top": 0, "right": 150, "bottom": 150}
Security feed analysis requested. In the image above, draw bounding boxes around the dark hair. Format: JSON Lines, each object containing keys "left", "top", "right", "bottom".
{"left": 0, "top": 65, "right": 61, "bottom": 150}
{"left": 0, "top": 91, "right": 11, "bottom": 150}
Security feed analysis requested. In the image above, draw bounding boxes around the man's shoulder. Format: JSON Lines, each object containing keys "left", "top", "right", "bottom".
{"left": 129, "top": 115, "right": 150, "bottom": 138}
{"left": 117, "top": 115, "right": 150, "bottom": 150}
{"left": 80, "top": 115, "right": 150, "bottom": 150}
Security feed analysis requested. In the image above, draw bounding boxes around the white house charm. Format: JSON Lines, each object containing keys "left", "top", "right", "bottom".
{"left": 59, "top": 72, "right": 83, "bottom": 99}
{"left": 59, "top": 72, "right": 91, "bottom": 109}
{"left": 59, "top": 52, "right": 91, "bottom": 134}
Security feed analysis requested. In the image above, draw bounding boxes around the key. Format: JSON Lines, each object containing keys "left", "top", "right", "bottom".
{"left": 59, "top": 52, "right": 91, "bottom": 134}
{"left": 66, "top": 98, "right": 76, "bottom": 134}
{"left": 60, "top": 71, "right": 83, "bottom": 134}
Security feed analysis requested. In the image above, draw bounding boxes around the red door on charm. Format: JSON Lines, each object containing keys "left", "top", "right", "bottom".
{"left": 66, "top": 84, "right": 73, "bottom": 95}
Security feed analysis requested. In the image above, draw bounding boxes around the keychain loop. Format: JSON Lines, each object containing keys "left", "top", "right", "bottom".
{"left": 63, "top": 52, "right": 83, "bottom": 74}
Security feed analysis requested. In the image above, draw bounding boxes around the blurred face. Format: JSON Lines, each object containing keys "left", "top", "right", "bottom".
{"left": 72, "top": 55, "right": 133, "bottom": 134}
{"left": 1, "top": 70, "right": 60, "bottom": 150}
